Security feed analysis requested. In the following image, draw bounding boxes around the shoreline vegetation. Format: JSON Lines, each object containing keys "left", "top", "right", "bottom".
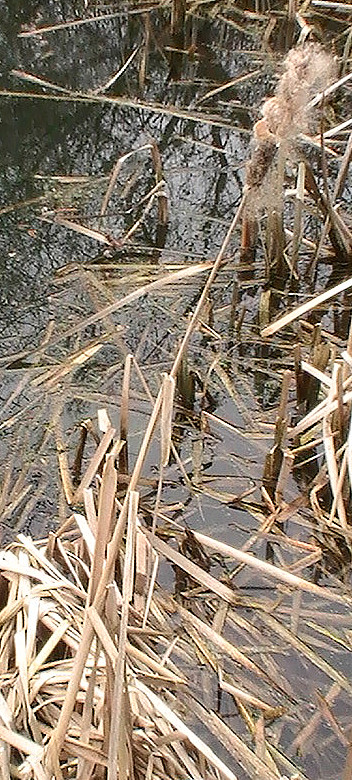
{"left": 0, "top": 1, "right": 352, "bottom": 778}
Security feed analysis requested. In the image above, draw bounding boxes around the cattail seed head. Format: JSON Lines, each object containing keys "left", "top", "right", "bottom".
{"left": 245, "top": 43, "right": 336, "bottom": 201}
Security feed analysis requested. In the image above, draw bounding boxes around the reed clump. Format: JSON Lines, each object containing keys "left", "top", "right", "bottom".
{"left": 242, "top": 43, "right": 336, "bottom": 265}
{"left": 248, "top": 42, "right": 336, "bottom": 186}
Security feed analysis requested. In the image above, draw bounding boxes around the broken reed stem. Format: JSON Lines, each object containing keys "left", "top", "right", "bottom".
{"left": 47, "top": 194, "right": 247, "bottom": 766}
{"left": 151, "top": 140, "right": 168, "bottom": 230}
{"left": 170, "top": 193, "right": 247, "bottom": 381}
{"left": 171, "top": 0, "right": 186, "bottom": 42}
{"left": 119, "top": 354, "right": 133, "bottom": 477}
{"left": 268, "top": 142, "right": 286, "bottom": 270}
{"left": 328, "top": 447, "right": 348, "bottom": 526}
{"left": 88, "top": 452, "right": 117, "bottom": 603}
{"left": 291, "top": 160, "right": 305, "bottom": 273}
{"left": 161, "top": 373, "right": 176, "bottom": 467}
{"left": 108, "top": 491, "right": 139, "bottom": 780}
{"left": 286, "top": 0, "right": 296, "bottom": 48}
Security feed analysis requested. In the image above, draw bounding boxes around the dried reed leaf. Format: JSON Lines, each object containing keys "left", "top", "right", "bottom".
{"left": 145, "top": 532, "right": 239, "bottom": 606}
{"left": 72, "top": 427, "right": 116, "bottom": 504}
{"left": 31, "top": 342, "right": 104, "bottom": 389}
{"left": 289, "top": 386, "right": 352, "bottom": 439}
{"left": 28, "top": 619, "right": 71, "bottom": 680}
{"left": 64, "top": 736, "right": 107, "bottom": 766}
{"left": 193, "top": 531, "right": 349, "bottom": 604}
{"left": 11, "top": 69, "right": 76, "bottom": 94}
{"left": 100, "top": 144, "right": 151, "bottom": 216}
{"left": 0, "top": 556, "right": 70, "bottom": 589}
{"left": 168, "top": 596, "right": 268, "bottom": 681}
{"left": 291, "top": 160, "right": 305, "bottom": 270}
{"left": 161, "top": 374, "right": 175, "bottom": 467}
{"left": 142, "top": 552, "right": 159, "bottom": 630}
{"left": 0, "top": 88, "right": 233, "bottom": 129}
{"left": 17, "top": 12, "right": 123, "bottom": 37}
{"left": 261, "top": 276, "right": 352, "bottom": 337}
{"left": 3, "top": 262, "right": 213, "bottom": 368}
{"left": 289, "top": 682, "right": 340, "bottom": 754}
{"left": 83, "top": 488, "right": 98, "bottom": 536}
{"left": 55, "top": 427, "right": 73, "bottom": 506}
{"left": 133, "top": 678, "right": 240, "bottom": 780}
{"left": 17, "top": 535, "right": 84, "bottom": 596}
{"left": 41, "top": 214, "right": 115, "bottom": 246}
{"left": 0, "top": 723, "right": 43, "bottom": 757}
{"left": 300, "top": 360, "right": 332, "bottom": 387}
{"left": 73, "top": 513, "right": 96, "bottom": 559}
{"left": 134, "top": 529, "right": 149, "bottom": 613}
{"left": 92, "top": 46, "right": 140, "bottom": 95}
{"left": 218, "top": 669, "right": 279, "bottom": 715}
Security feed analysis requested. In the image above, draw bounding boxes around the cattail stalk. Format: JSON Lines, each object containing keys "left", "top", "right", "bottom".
{"left": 242, "top": 43, "right": 336, "bottom": 271}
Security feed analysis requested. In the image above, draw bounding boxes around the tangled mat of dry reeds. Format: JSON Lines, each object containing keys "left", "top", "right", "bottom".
{"left": 1, "top": 2, "right": 352, "bottom": 779}
{"left": 2, "top": 227, "right": 352, "bottom": 779}
{"left": 1, "top": 387, "right": 352, "bottom": 780}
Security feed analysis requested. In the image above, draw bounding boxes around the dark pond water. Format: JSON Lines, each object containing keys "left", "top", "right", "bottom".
{"left": 0, "top": 0, "right": 277, "bottom": 535}
{"left": 1, "top": 3, "right": 352, "bottom": 779}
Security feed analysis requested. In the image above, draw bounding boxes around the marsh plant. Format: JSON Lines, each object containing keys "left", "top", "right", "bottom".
{"left": 242, "top": 43, "right": 336, "bottom": 270}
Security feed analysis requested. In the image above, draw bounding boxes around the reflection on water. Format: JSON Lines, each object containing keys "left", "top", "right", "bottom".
{"left": 0, "top": 0, "right": 272, "bottom": 535}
